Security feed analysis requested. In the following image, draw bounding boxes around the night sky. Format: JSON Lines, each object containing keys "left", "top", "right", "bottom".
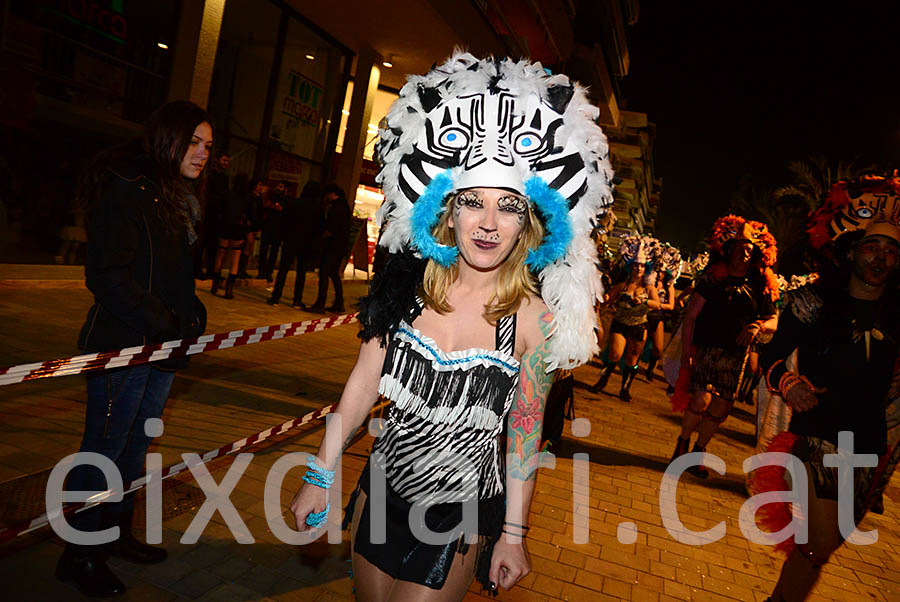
{"left": 624, "top": 2, "right": 900, "bottom": 251}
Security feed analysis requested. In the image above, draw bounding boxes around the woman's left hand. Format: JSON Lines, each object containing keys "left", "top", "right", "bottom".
{"left": 736, "top": 322, "right": 761, "bottom": 346}
{"left": 489, "top": 537, "right": 531, "bottom": 591}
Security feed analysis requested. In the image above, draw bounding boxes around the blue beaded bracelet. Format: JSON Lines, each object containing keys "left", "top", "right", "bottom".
{"left": 302, "top": 457, "right": 335, "bottom": 489}
{"left": 306, "top": 504, "right": 330, "bottom": 528}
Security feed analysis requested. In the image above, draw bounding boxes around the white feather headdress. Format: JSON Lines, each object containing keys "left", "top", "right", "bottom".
{"left": 374, "top": 52, "right": 614, "bottom": 370}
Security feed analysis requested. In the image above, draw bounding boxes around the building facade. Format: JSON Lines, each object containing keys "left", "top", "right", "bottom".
{"left": 0, "top": 0, "right": 660, "bottom": 265}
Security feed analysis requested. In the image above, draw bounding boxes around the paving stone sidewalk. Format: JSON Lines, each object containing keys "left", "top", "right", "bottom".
{"left": 1, "top": 266, "right": 899, "bottom": 601}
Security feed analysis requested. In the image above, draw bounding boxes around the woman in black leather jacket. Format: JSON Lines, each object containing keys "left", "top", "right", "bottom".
{"left": 56, "top": 101, "right": 213, "bottom": 597}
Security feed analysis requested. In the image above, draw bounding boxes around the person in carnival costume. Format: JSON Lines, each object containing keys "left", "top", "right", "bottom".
{"left": 644, "top": 243, "right": 681, "bottom": 381}
{"left": 749, "top": 175, "right": 900, "bottom": 602}
{"left": 592, "top": 235, "right": 664, "bottom": 401}
{"left": 670, "top": 215, "right": 779, "bottom": 477}
{"left": 288, "top": 53, "right": 613, "bottom": 600}
{"left": 661, "top": 251, "right": 708, "bottom": 394}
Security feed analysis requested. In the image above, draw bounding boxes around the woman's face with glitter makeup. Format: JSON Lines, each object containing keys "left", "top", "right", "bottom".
{"left": 448, "top": 187, "right": 528, "bottom": 271}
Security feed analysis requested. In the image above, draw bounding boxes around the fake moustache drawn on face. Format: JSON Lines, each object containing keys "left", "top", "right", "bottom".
{"left": 449, "top": 188, "right": 528, "bottom": 269}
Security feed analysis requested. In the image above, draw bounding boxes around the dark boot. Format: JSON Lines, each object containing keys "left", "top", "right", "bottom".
{"left": 619, "top": 365, "right": 639, "bottom": 402}
{"left": 105, "top": 531, "right": 167, "bottom": 564}
{"left": 224, "top": 274, "right": 236, "bottom": 299}
{"left": 645, "top": 357, "right": 658, "bottom": 381}
{"left": 671, "top": 435, "right": 691, "bottom": 463}
{"left": 685, "top": 442, "right": 709, "bottom": 479}
{"left": 237, "top": 254, "right": 251, "bottom": 278}
{"left": 210, "top": 273, "right": 221, "bottom": 295}
{"left": 56, "top": 546, "right": 126, "bottom": 597}
{"left": 591, "top": 363, "right": 615, "bottom": 393}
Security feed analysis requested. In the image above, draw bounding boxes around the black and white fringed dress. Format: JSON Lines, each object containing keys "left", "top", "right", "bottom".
{"left": 347, "top": 303, "right": 519, "bottom": 590}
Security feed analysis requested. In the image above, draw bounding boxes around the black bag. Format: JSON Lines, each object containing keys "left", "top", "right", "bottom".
{"left": 540, "top": 371, "right": 575, "bottom": 449}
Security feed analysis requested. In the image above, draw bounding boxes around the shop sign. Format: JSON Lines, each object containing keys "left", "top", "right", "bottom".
{"left": 40, "top": 0, "right": 128, "bottom": 44}
{"left": 282, "top": 70, "right": 323, "bottom": 127}
{"left": 266, "top": 149, "right": 303, "bottom": 197}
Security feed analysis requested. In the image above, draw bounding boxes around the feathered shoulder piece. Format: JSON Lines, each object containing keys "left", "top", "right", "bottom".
{"left": 358, "top": 249, "right": 427, "bottom": 345}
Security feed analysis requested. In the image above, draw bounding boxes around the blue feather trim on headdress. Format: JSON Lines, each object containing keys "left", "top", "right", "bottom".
{"left": 524, "top": 175, "right": 573, "bottom": 270}
{"left": 409, "top": 170, "right": 458, "bottom": 266}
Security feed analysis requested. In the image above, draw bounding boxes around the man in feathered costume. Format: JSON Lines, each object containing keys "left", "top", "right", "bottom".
{"left": 751, "top": 175, "right": 900, "bottom": 602}
{"left": 670, "top": 215, "right": 779, "bottom": 477}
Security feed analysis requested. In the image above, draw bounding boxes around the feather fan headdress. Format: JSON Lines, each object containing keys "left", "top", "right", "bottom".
{"left": 706, "top": 215, "right": 779, "bottom": 301}
{"left": 618, "top": 234, "right": 660, "bottom": 268}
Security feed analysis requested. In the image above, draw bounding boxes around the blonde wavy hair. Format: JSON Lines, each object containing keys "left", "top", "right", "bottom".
{"left": 421, "top": 195, "right": 545, "bottom": 324}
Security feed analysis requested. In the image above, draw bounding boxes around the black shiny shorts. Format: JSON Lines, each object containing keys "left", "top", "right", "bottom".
{"left": 346, "top": 461, "right": 503, "bottom": 591}
{"left": 610, "top": 319, "right": 647, "bottom": 341}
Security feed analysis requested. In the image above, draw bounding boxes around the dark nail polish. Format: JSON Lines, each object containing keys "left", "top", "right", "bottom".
{"left": 490, "top": 582, "right": 496, "bottom": 590}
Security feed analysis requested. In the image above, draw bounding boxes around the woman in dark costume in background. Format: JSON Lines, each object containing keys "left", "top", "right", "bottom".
{"left": 670, "top": 215, "right": 779, "bottom": 478}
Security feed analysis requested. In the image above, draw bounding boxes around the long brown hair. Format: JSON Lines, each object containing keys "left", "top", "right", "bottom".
{"left": 78, "top": 100, "right": 214, "bottom": 233}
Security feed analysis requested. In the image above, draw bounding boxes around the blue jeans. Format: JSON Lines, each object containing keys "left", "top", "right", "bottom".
{"left": 67, "top": 364, "right": 175, "bottom": 541}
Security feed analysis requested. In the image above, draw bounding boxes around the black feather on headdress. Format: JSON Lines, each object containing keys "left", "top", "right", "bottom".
{"left": 358, "top": 248, "right": 427, "bottom": 346}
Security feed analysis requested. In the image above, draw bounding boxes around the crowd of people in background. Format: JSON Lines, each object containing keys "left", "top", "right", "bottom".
{"left": 589, "top": 180, "right": 900, "bottom": 602}
{"left": 36, "top": 50, "right": 900, "bottom": 601}
{"left": 194, "top": 152, "right": 352, "bottom": 313}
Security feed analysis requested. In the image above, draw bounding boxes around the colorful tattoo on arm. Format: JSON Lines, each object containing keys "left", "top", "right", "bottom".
{"left": 508, "top": 311, "right": 555, "bottom": 481}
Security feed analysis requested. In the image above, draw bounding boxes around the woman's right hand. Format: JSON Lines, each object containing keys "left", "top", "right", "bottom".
{"left": 289, "top": 480, "right": 330, "bottom": 532}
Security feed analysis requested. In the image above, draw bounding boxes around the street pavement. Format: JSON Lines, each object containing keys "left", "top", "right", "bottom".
{"left": 1, "top": 265, "right": 899, "bottom": 601}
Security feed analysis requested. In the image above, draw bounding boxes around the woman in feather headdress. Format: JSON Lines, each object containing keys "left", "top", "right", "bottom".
{"left": 592, "top": 235, "right": 664, "bottom": 401}
{"left": 643, "top": 243, "right": 681, "bottom": 381}
{"left": 670, "top": 215, "right": 779, "bottom": 478}
{"left": 287, "top": 53, "right": 614, "bottom": 600}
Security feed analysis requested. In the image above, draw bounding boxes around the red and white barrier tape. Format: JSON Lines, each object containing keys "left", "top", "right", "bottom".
{"left": 0, "top": 402, "right": 340, "bottom": 544}
{"left": 0, "top": 313, "right": 358, "bottom": 386}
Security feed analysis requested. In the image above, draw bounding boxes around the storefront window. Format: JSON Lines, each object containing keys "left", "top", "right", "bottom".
{"left": 0, "top": 0, "right": 180, "bottom": 263}
{"left": 334, "top": 82, "right": 398, "bottom": 161}
{"left": 333, "top": 82, "right": 398, "bottom": 248}
{"left": 208, "top": 0, "right": 280, "bottom": 154}
{"left": 3, "top": 0, "right": 181, "bottom": 123}
{"left": 264, "top": 17, "right": 344, "bottom": 196}
{"left": 209, "top": 2, "right": 347, "bottom": 198}
{"left": 269, "top": 18, "right": 343, "bottom": 162}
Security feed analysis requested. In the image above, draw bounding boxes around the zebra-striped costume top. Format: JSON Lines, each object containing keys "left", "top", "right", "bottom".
{"left": 373, "top": 307, "right": 519, "bottom": 505}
